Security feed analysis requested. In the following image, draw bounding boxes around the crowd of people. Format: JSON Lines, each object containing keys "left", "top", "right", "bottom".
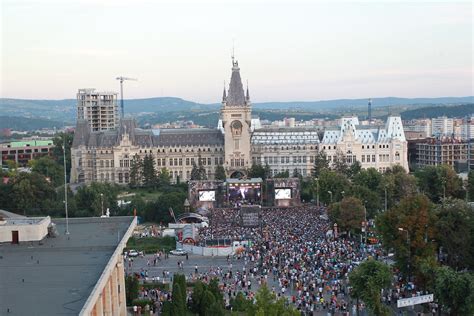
{"left": 193, "top": 204, "right": 383, "bottom": 314}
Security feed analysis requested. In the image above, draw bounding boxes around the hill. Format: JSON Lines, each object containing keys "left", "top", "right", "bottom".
{"left": 0, "top": 116, "right": 66, "bottom": 131}
{"left": 400, "top": 104, "right": 474, "bottom": 120}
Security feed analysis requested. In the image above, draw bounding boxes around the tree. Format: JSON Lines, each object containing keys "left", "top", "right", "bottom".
{"left": 230, "top": 292, "right": 251, "bottom": 312}
{"left": 125, "top": 275, "right": 139, "bottom": 306}
{"left": 379, "top": 165, "right": 417, "bottom": 210}
{"left": 415, "top": 165, "right": 465, "bottom": 202}
{"left": 468, "top": 170, "right": 474, "bottom": 202}
{"left": 248, "top": 163, "right": 266, "bottom": 179}
{"left": 158, "top": 168, "right": 171, "bottom": 187}
{"left": 254, "top": 285, "right": 299, "bottom": 316}
{"left": 376, "top": 194, "right": 437, "bottom": 283}
{"left": 171, "top": 283, "right": 186, "bottom": 316}
{"left": 75, "top": 182, "right": 120, "bottom": 216}
{"left": 433, "top": 267, "right": 474, "bottom": 316}
{"left": 11, "top": 172, "right": 56, "bottom": 215}
{"left": 129, "top": 154, "right": 143, "bottom": 188}
{"left": 214, "top": 165, "right": 226, "bottom": 181}
{"left": 274, "top": 170, "right": 289, "bottom": 178}
{"left": 328, "top": 196, "right": 365, "bottom": 234}
{"left": 353, "top": 167, "right": 382, "bottom": 192}
{"left": 312, "top": 151, "right": 329, "bottom": 178}
{"left": 142, "top": 154, "right": 157, "bottom": 188}
{"left": 145, "top": 191, "right": 187, "bottom": 223}
{"left": 318, "top": 169, "right": 350, "bottom": 204}
{"left": 199, "top": 290, "right": 216, "bottom": 316}
{"left": 190, "top": 281, "right": 205, "bottom": 314}
{"left": 349, "top": 259, "right": 392, "bottom": 316}
{"left": 434, "top": 199, "right": 474, "bottom": 270}
{"left": 51, "top": 132, "right": 73, "bottom": 179}
{"left": 190, "top": 161, "right": 207, "bottom": 180}
{"left": 349, "top": 185, "right": 382, "bottom": 219}
{"left": 29, "top": 156, "right": 64, "bottom": 187}
{"left": 332, "top": 150, "right": 350, "bottom": 176}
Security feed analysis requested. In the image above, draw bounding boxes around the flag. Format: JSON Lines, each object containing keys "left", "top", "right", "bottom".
{"left": 169, "top": 207, "right": 177, "bottom": 223}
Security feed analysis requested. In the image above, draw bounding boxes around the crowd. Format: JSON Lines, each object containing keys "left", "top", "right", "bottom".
{"left": 193, "top": 204, "right": 382, "bottom": 314}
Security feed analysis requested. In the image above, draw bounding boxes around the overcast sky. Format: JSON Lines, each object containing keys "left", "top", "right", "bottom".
{"left": 1, "top": 0, "right": 472, "bottom": 102}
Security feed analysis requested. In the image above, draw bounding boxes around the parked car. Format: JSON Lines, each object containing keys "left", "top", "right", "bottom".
{"left": 170, "top": 249, "right": 187, "bottom": 256}
{"left": 125, "top": 249, "right": 141, "bottom": 257}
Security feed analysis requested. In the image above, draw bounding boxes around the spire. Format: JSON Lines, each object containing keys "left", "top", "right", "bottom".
{"left": 246, "top": 79, "right": 250, "bottom": 101}
{"left": 226, "top": 58, "right": 246, "bottom": 106}
{"left": 222, "top": 81, "right": 227, "bottom": 102}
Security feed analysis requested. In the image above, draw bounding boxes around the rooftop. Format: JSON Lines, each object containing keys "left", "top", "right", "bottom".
{"left": 0, "top": 216, "right": 134, "bottom": 315}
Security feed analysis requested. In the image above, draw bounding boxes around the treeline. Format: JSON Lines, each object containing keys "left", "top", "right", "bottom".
{"left": 400, "top": 103, "right": 474, "bottom": 120}
{"left": 0, "top": 116, "right": 66, "bottom": 131}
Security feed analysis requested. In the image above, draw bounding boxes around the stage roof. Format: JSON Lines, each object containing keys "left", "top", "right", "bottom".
{"left": 227, "top": 178, "right": 263, "bottom": 184}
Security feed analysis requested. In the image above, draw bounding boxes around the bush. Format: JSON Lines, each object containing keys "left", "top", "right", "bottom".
{"left": 125, "top": 236, "right": 176, "bottom": 253}
{"left": 141, "top": 282, "right": 170, "bottom": 291}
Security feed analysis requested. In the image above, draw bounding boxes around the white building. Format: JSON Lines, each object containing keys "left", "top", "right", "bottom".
{"left": 432, "top": 116, "right": 454, "bottom": 137}
{"left": 71, "top": 60, "right": 409, "bottom": 184}
{"left": 77, "top": 88, "right": 119, "bottom": 132}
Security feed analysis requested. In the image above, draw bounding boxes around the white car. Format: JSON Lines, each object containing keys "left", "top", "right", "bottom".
{"left": 170, "top": 249, "right": 187, "bottom": 256}
{"left": 125, "top": 249, "right": 141, "bottom": 257}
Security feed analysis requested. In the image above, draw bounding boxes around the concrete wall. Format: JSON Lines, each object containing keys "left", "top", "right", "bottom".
{"left": 180, "top": 243, "right": 234, "bottom": 256}
{"left": 80, "top": 217, "right": 137, "bottom": 316}
{"left": 0, "top": 216, "right": 50, "bottom": 243}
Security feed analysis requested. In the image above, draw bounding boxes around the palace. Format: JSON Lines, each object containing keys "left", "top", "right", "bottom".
{"left": 70, "top": 60, "right": 408, "bottom": 184}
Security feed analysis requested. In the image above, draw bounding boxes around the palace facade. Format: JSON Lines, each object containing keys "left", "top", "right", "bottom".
{"left": 70, "top": 60, "right": 408, "bottom": 184}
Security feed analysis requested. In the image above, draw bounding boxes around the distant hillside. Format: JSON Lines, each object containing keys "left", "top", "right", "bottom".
{"left": 400, "top": 104, "right": 474, "bottom": 120}
{"left": 0, "top": 116, "right": 66, "bottom": 131}
{"left": 1, "top": 96, "right": 472, "bottom": 122}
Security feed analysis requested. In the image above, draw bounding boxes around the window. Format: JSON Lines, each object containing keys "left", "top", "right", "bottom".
{"left": 179, "top": 158, "right": 182, "bottom": 166}
{"left": 234, "top": 139, "right": 240, "bottom": 150}
{"left": 241, "top": 159, "right": 244, "bottom": 166}
{"left": 157, "top": 159, "right": 161, "bottom": 166}
{"left": 174, "top": 158, "right": 178, "bottom": 166}
{"left": 186, "top": 158, "right": 190, "bottom": 166}
{"left": 105, "top": 160, "right": 109, "bottom": 168}
{"left": 231, "top": 159, "right": 235, "bottom": 167}
{"left": 207, "top": 158, "right": 211, "bottom": 165}
{"left": 395, "top": 152, "right": 400, "bottom": 160}
{"left": 169, "top": 159, "right": 173, "bottom": 166}
{"left": 215, "top": 157, "right": 219, "bottom": 165}
{"left": 118, "top": 173, "right": 123, "bottom": 183}
{"left": 372, "top": 155, "right": 376, "bottom": 162}
{"left": 111, "top": 160, "right": 114, "bottom": 167}
{"left": 362, "top": 155, "right": 365, "bottom": 163}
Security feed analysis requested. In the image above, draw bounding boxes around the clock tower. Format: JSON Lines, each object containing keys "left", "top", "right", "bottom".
{"left": 220, "top": 58, "right": 252, "bottom": 178}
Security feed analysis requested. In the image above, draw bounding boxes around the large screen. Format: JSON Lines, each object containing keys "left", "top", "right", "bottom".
{"left": 198, "top": 190, "right": 216, "bottom": 201}
{"left": 275, "top": 188, "right": 291, "bottom": 200}
{"left": 228, "top": 184, "right": 261, "bottom": 203}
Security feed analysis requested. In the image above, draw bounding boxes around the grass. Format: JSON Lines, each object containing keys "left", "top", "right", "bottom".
{"left": 126, "top": 236, "right": 176, "bottom": 253}
{"left": 119, "top": 187, "right": 163, "bottom": 203}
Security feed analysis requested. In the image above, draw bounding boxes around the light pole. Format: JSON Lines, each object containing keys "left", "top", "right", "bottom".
{"left": 63, "top": 141, "right": 69, "bottom": 235}
{"left": 398, "top": 227, "right": 410, "bottom": 282}
{"left": 328, "top": 190, "right": 333, "bottom": 203}
{"left": 100, "top": 193, "right": 104, "bottom": 216}
{"left": 341, "top": 190, "right": 345, "bottom": 200}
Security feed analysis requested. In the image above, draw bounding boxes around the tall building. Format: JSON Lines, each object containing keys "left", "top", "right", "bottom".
{"left": 70, "top": 60, "right": 409, "bottom": 184}
{"left": 431, "top": 116, "right": 454, "bottom": 137}
{"left": 416, "top": 137, "right": 468, "bottom": 168}
{"left": 1, "top": 139, "right": 54, "bottom": 167}
{"left": 77, "top": 89, "right": 118, "bottom": 132}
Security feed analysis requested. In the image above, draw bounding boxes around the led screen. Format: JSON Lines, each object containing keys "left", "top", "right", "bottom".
{"left": 275, "top": 188, "right": 291, "bottom": 200}
{"left": 228, "top": 184, "right": 261, "bottom": 203}
{"left": 199, "top": 190, "right": 216, "bottom": 201}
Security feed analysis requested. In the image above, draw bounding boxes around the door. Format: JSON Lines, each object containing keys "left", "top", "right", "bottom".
{"left": 11, "top": 230, "right": 19, "bottom": 244}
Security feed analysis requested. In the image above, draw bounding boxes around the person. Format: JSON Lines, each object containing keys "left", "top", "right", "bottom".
{"left": 186, "top": 253, "right": 189, "bottom": 260}
{"left": 195, "top": 265, "right": 198, "bottom": 274}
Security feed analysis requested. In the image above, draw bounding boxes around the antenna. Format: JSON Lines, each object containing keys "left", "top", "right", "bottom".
{"left": 231, "top": 38, "right": 236, "bottom": 66}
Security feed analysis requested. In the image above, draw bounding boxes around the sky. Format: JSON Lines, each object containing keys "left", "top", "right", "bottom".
{"left": 1, "top": 0, "right": 472, "bottom": 102}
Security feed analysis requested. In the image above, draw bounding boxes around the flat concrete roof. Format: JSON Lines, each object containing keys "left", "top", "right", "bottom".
{"left": 0, "top": 216, "right": 134, "bottom": 315}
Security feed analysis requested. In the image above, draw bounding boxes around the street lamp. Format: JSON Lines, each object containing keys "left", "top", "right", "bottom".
{"left": 328, "top": 190, "right": 333, "bottom": 203}
{"left": 100, "top": 193, "right": 104, "bottom": 216}
{"left": 341, "top": 191, "right": 345, "bottom": 199}
{"left": 398, "top": 227, "right": 411, "bottom": 282}
{"left": 63, "top": 142, "right": 69, "bottom": 235}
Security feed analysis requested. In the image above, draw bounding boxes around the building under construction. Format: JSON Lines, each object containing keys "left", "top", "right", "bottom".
{"left": 77, "top": 89, "right": 118, "bottom": 132}
{"left": 416, "top": 137, "right": 468, "bottom": 168}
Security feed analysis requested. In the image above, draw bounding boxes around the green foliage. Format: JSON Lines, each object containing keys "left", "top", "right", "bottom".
{"left": 214, "top": 165, "right": 227, "bottom": 181}
{"left": 253, "top": 285, "right": 299, "bottom": 316}
{"left": 248, "top": 163, "right": 270, "bottom": 180}
{"left": 328, "top": 196, "right": 365, "bottom": 234}
{"left": 51, "top": 132, "right": 73, "bottom": 179}
{"left": 415, "top": 165, "right": 465, "bottom": 202}
{"left": 131, "top": 299, "right": 153, "bottom": 308}
{"left": 317, "top": 169, "right": 350, "bottom": 204}
{"left": 75, "top": 182, "right": 121, "bottom": 216}
{"left": 144, "top": 191, "right": 187, "bottom": 223}
{"left": 353, "top": 167, "right": 382, "bottom": 192}
{"left": 199, "top": 290, "right": 216, "bottom": 316}
{"left": 349, "top": 259, "right": 392, "bottom": 316}
{"left": 311, "top": 151, "right": 329, "bottom": 178}
{"left": 434, "top": 199, "right": 474, "bottom": 270}
{"left": 433, "top": 267, "right": 474, "bottom": 316}
{"left": 125, "top": 275, "right": 139, "bottom": 306}
{"left": 158, "top": 168, "right": 171, "bottom": 187}
{"left": 349, "top": 184, "right": 382, "bottom": 219}
{"left": 10, "top": 172, "right": 56, "bottom": 215}
{"left": 376, "top": 194, "right": 437, "bottom": 282}
{"left": 379, "top": 165, "right": 417, "bottom": 210}
{"left": 161, "top": 301, "right": 172, "bottom": 316}
{"left": 171, "top": 283, "right": 186, "bottom": 316}
{"left": 29, "top": 156, "right": 64, "bottom": 187}
{"left": 273, "top": 170, "right": 289, "bottom": 178}
{"left": 190, "top": 161, "right": 207, "bottom": 180}
{"left": 468, "top": 170, "right": 474, "bottom": 202}
{"left": 126, "top": 236, "right": 176, "bottom": 253}
{"left": 142, "top": 154, "right": 158, "bottom": 188}
{"left": 129, "top": 154, "right": 143, "bottom": 188}
{"left": 189, "top": 279, "right": 225, "bottom": 316}
{"left": 230, "top": 292, "right": 251, "bottom": 312}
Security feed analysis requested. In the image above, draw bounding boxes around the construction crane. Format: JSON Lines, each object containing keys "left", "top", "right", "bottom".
{"left": 116, "top": 76, "right": 138, "bottom": 118}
